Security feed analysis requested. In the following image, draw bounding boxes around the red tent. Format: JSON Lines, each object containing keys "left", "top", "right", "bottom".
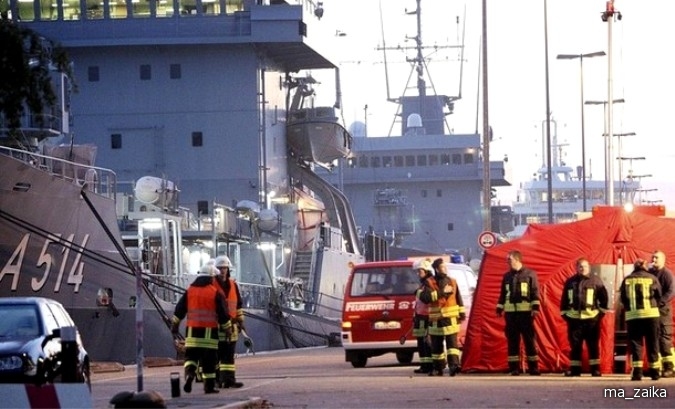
{"left": 461, "top": 208, "right": 675, "bottom": 374}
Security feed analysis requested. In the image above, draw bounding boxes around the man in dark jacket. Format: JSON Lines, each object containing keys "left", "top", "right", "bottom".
{"left": 496, "top": 250, "right": 541, "bottom": 376}
{"left": 560, "top": 257, "right": 609, "bottom": 377}
{"left": 650, "top": 250, "right": 675, "bottom": 377}
{"left": 621, "top": 259, "right": 662, "bottom": 381}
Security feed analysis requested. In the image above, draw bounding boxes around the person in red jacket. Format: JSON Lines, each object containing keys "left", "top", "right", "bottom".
{"left": 171, "top": 264, "right": 232, "bottom": 394}
{"left": 213, "top": 255, "right": 245, "bottom": 388}
{"left": 412, "top": 259, "right": 434, "bottom": 374}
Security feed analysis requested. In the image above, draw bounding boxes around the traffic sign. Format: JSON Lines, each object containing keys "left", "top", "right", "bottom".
{"left": 478, "top": 231, "right": 496, "bottom": 250}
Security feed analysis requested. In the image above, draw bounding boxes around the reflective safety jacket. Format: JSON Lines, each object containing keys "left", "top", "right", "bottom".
{"left": 172, "top": 276, "right": 230, "bottom": 349}
{"left": 215, "top": 276, "right": 244, "bottom": 342}
{"left": 560, "top": 274, "right": 609, "bottom": 320}
{"left": 620, "top": 269, "right": 662, "bottom": 321}
{"left": 496, "top": 267, "right": 540, "bottom": 313}
{"left": 420, "top": 273, "right": 465, "bottom": 336}
{"left": 413, "top": 273, "right": 433, "bottom": 338}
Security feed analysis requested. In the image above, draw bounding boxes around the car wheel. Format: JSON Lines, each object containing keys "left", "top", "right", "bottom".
{"left": 396, "top": 351, "right": 414, "bottom": 364}
{"left": 350, "top": 354, "right": 368, "bottom": 368}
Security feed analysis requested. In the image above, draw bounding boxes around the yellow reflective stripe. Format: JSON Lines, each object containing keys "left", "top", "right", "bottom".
{"left": 503, "top": 301, "right": 532, "bottom": 312}
{"left": 586, "top": 289, "right": 595, "bottom": 307}
{"left": 520, "top": 282, "right": 529, "bottom": 297}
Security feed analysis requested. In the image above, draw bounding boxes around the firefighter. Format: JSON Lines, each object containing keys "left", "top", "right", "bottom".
{"left": 170, "top": 264, "right": 232, "bottom": 394}
{"left": 560, "top": 257, "right": 609, "bottom": 377}
{"left": 213, "top": 255, "right": 245, "bottom": 388}
{"left": 496, "top": 250, "right": 541, "bottom": 376}
{"left": 649, "top": 250, "right": 675, "bottom": 378}
{"left": 620, "top": 259, "right": 662, "bottom": 381}
{"left": 421, "top": 258, "right": 465, "bottom": 377}
{"left": 412, "top": 259, "right": 434, "bottom": 374}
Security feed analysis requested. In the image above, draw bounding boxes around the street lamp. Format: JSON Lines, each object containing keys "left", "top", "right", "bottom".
{"left": 584, "top": 98, "right": 625, "bottom": 204}
{"left": 557, "top": 51, "right": 606, "bottom": 211}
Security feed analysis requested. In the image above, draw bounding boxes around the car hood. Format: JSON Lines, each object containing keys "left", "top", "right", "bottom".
{"left": 0, "top": 337, "right": 41, "bottom": 355}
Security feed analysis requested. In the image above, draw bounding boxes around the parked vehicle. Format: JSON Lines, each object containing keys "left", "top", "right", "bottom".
{"left": 0, "top": 297, "right": 90, "bottom": 388}
{"left": 341, "top": 260, "right": 477, "bottom": 368}
{"left": 341, "top": 260, "right": 417, "bottom": 368}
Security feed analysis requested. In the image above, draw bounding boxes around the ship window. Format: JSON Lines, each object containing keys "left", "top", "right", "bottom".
{"left": 394, "top": 156, "right": 404, "bottom": 167}
{"left": 405, "top": 155, "right": 415, "bottom": 166}
{"left": 347, "top": 158, "right": 356, "bottom": 168}
{"left": 417, "top": 155, "right": 427, "bottom": 166}
{"left": 441, "top": 154, "right": 450, "bottom": 165}
{"left": 447, "top": 223, "right": 454, "bottom": 231}
{"left": 383, "top": 156, "right": 392, "bottom": 167}
{"left": 429, "top": 154, "right": 438, "bottom": 166}
{"left": 452, "top": 154, "right": 462, "bottom": 164}
{"left": 464, "top": 153, "right": 474, "bottom": 164}
{"left": 436, "top": 189, "right": 442, "bottom": 197}
{"left": 358, "top": 156, "right": 368, "bottom": 168}
{"left": 88, "top": 66, "right": 100, "bottom": 82}
{"left": 421, "top": 189, "right": 427, "bottom": 198}
{"left": 111, "top": 133, "right": 122, "bottom": 149}
{"left": 371, "top": 157, "right": 381, "bottom": 168}
{"left": 191, "top": 132, "right": 203, "bottom": 147}
{"left": 170, "top": 64, "right": 182, "bottom": 79}
{"left": 140, "top": 64, "right": 151, "bottom": 81}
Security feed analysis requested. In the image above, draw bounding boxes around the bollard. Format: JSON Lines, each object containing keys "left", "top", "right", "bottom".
{"left": 170, "top": 372, "right": 180, "bottom": 398}
{"left": 60, "top": 326, "right": 78, "bottom": 383}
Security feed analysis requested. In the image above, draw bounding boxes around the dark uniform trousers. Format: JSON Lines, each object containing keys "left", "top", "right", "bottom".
{"left": 413, "top": 315, "right": 432, "bottom": 371}
{"left": 567, "top": 317, "right": 601, "bottom": 368}
{"left": 628, "top": 318, "right": 660, "bottom": 369}
{"left": 658, "top": 306, "right": 674, "bottom": 362}
{"left": 505, "top": 312, "right": 538, "bottom": 371}
{"left": 430, "top": 332, "right": 460, "bottom": 369}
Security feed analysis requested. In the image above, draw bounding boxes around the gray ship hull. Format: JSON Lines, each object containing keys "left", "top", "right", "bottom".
{"left": 0, "top": 150, "right": 176, "bottom": 364}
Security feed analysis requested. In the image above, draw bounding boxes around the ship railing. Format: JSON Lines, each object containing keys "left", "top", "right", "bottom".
{"left": 238, "top": 282, "right": 273, "bottom": 310}
{"left": 0, "top": 145, "right": 117, "bottom": 200}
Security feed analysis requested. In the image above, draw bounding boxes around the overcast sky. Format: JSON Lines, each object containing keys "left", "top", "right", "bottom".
{"left": 315, "top": 0, "right": 672, "bottom": 208}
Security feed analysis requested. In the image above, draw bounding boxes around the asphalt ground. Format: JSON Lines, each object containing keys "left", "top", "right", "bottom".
{"left": 91, "top": 347, "right": 675, "bottom": 409}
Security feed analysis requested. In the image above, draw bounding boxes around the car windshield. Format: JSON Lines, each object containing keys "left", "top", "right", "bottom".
{"left": 350, "top": 267, "right": 418, "bottom": 296}
{"left": 0, "top": 305, "right": 40, "bottom": 338}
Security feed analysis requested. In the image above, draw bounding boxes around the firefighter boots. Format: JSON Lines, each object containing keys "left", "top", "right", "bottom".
{"left": 204, "top": 378, "right": 220, "bottom": 394}
{"left": 414, "top": 364, "right": 432, "bottom": 374}
{"left": 528, "top": 362, "right": 541, "bottom": 376}
{"left": 219, "top": 372, "right": 244, "bottom": 388}
{"left": 448, "top": 365, "right": 461, "bottom": 377}
{"left": 508, "top": 362, "right": 520, "bottom": 376}
{"left": 590, "top": 364, "right": 602, "bottom": 377}
{"left": 662, "top": 361, "right": 675, "bottom": 378}
{"left": 183, "top": 367, "right": 196, "bottom": 393}
{"left": 649, "top": 368, "right": 660, "bottom": 381}
{"left": 631, "top": 367, "right": 643, "bottom": 381}
{"left": 564, "top": 367, "right": 581, "bottom": 377}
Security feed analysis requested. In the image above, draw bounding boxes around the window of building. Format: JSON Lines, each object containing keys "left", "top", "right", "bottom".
{"left": 464, "top": 153, "right": 474, "bottom": 164}
{"left": 382, "top": 156, "right": 392, "bottom": 167}
{"left": 358, "top": 156, "right": 368, "bottom": 168}
{"left": 111, "top": 133, "right": 122, "bottom": 149}
{"left": 452, "top": 153, "right": 462, "bottom": 165}
{"left": 88, "top": 66, "right": 100, "bottom": 82}
{"left": 170, "top": 64, "right": 181, "bottom": 79}
{"left": 429, "top": 154, "right": 439, "bottom": 166}
{"left": 436, "top": 189, "right": 442, "bottom": 197}
{"left": 191, "top": 132, "right": 203, "bottom": 147}
{"left": 417, "top": 155, "right": 427, "bottom": 166}
{"left": 421, "top": 189, "right": 427, "bottom": 198}
{"left": 394, "top": 156, "right": 404, "bottom": 167}
{"left": 447, "top": 223, "right": 454, "bottom": 231}
{"left": 441, "top": 153, "right": 450, "bottom": 165}
{"left": 140, "top": 64, "right": 151, "bottom": 81}
{"left": 405, "top": 155, "right": 415, "bottom": 166}
{"left": 371, "top": 156, "right": 381, "bottom": 168}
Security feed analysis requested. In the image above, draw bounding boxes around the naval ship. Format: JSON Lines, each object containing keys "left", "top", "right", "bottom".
{"left": 1, "top": 0, "right": 372, "bottom": 363}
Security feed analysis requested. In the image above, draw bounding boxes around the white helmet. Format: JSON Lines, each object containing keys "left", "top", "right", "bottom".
{"left": 198, "top": 264, "right": 217, "bottom": 276}
{"left": 214, "top": 255, "right": 233, "bottom": 269}
{"left": 412, "top": 259, "right": 433, "bottom": 274}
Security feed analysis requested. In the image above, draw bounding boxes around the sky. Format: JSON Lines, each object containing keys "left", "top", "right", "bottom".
{"left": 313, "top": 0, "right": 673, "bottom": 209}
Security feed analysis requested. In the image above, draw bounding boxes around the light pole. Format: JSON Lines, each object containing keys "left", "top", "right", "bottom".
{"left": 584, "top": 98, "right": 625, "bottom": 204}
{"left": 557, "top": 51, "right": 606, "bottom": 212}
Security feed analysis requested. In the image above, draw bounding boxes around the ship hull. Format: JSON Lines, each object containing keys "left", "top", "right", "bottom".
{"left": 0, "top": 152, "right": 176, "bottom": 363}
